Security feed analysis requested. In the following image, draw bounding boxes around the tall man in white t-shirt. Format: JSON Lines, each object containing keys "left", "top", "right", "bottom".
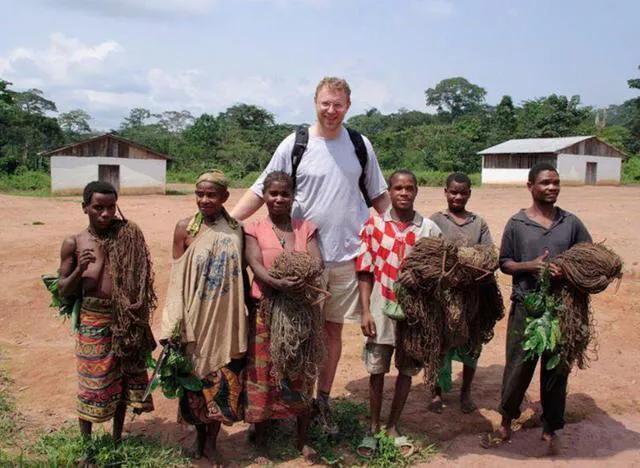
{"left": 232, "top": 77, "right": 389, "bottom": 433}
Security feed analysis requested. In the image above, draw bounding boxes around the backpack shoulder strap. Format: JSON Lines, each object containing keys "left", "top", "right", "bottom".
{"left": 290, "top": 125, "right": 309, "bottom": 194}
{"left": 346, "top": 127, "right": 372, "bottom": 207}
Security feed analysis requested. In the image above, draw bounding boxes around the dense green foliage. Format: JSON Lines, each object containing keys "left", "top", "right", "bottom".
{"left": 522, "top": 267, "right": 563, "bottom": 370}
{"left": 1, "top": 69, "right": 639, "bottom": 190}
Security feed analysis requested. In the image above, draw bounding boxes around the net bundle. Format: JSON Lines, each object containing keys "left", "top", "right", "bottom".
{"left": 395, "top": 237, "right": 504, "bottom": 389}
{"left": 552, "top": 242, "right": 623, "bottom": 370}
{"left": 259, "top": 252, "right": 327, "bottom": 392}
{"left": 96, "top": 219, "right": 157, "bottom": 360}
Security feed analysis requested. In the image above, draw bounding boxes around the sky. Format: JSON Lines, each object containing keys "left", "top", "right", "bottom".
{"left": 0, "top": 0, "right": 638, "bottom": 130}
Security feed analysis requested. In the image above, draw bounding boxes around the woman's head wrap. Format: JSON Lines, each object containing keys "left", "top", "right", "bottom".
{"left": 188, "top": 169, "right": 239, "bottom": 235}
{"left": 196, "top": 169, "right": 228, "bottom": 189}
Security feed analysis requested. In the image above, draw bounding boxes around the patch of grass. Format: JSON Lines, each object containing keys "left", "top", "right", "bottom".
{"left": 0, "top": 355, "right": 17, "bottom": 445}
{"left": 0, "top": 170, "right": 51, "bottom": 196}
{"left": 368, "top": 430, "right": 439, "bottom": 468}
{"left": 261, "top": 398, "right": 367, "bottom": 465}
{"left": 34, "top": 426, "right": 191, "bottom": 467}
{"left": 165, "top": 189, "right": 190, "bottom": 196}
{"left": 263, "top": 398, "right": 439, "bottom": 466}
{"left": 622, "top": 155, "right": 640, "bottom": 184}
{"left": 309, "top": 398, "right": 367, "bottom": 465}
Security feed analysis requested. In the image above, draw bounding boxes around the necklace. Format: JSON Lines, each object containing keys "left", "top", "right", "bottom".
{"left": 271, "top": 220, "right": 292, "bottom": 249}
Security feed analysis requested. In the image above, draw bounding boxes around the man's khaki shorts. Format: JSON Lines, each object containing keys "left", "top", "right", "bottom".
{"left": 362, "top": 343, "right": 421, "bottom": 377}
{"left": 322, "top": 260, "right": 361, "bottom": 324}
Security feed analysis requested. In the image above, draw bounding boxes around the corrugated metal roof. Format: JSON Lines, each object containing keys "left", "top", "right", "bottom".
{"left": 478, "top": 136, "right": 592, "bottom": 155}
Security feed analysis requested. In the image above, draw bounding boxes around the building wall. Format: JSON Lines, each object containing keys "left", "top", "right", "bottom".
{"left": 481, "top": 154, "right": 622, "bottom": 185}
{"left": 556, "top": 153, "right": 621, "bottom": 185}
{"left": 481, "top": 167, "right": 531, "bottom": 185}
{"left": 50, "top": 156, "right": 166, "bottom": 194}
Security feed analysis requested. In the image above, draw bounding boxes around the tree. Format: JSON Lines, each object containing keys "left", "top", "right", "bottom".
{"left": 628, "top": 65, "right": 640, "bottom": 91}
{"left": 218, "top": 104, "right": 275, "bottom": 131}
{"left": 157, "top": 110, "right": 195, "bottom": 133}
{"left": 425, "top": 77, "right": 487, "bottom": 119}
{"left": 0, "top": 79, "right": 16, "bottom": 106}
{"left": 492, "top": 95, "right": 517, "bottom": 142}
{"left": 58, "top": 109, "right": 92, "bottom": 137}
{"left": 184, "top": 113, "right": 221, "bottom": 148}
{"left": 120, "top": 108, "right": 153, "bottom": 129}
{"left": 625, "top": 65, "right": 640, "bottom": 154}
{"left": 347, "top": 108, "right": 387, "bottom": 135}
{"left": 517, "top": 95, "right": 591, "bottom": 138}
{"left": 14, "top": 89, "right": 57, "bottom": 115}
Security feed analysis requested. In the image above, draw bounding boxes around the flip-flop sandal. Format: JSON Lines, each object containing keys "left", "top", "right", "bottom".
{"left": 480, "top": 431, "right": 510, "bottom": 449}
{"left": 394, "top": 436, "right": 416, "bottom": 458}
{"left": 356, "top": 435, "right": 378, "bottom": 458}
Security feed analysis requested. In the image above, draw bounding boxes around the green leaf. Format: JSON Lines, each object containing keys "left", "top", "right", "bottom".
{"left": 177, "top": 375, "right": 203, "bottom": 392}
{"left": 546, "top": 354, "right": 561, "bottom": 370}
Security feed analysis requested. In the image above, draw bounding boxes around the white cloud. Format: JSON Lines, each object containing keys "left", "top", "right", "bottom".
{"left": 0, "top": 33, "right": 121, "bottom": 87}
{"left": 0, "top": 32, "right": 407, "bottom": 129}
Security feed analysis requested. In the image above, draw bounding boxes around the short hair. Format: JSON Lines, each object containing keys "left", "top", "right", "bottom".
{"left": 83, "top": 181, "right": 118, "bottom": 205}
{"left": 446, "top": 171, "right": 472, "bottom": 189}
{"left": 314, "top": 77, "right": 351, "bottom": 101}
{"left": 388, "top": 169, "right": 418, "bottom": 187}
{"left": 528, "top": 162, "right": 558, "bottom": 183}
{"left": 262, "top": 171, "right": 293, "bottom": 194}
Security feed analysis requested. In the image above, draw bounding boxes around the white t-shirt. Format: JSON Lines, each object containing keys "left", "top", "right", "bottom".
{"left": 251, "top": 127, "right": 387, "bottom": 262}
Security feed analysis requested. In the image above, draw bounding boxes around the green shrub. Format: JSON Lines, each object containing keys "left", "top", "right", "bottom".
{"left": 622, "top": 156, "right": 640, "bottom": 184}
{"left": 35, "top": 426, "right": 190, "bottom": 467}
{"left": 0, "top": 170, "right": 51, "bottom": 194}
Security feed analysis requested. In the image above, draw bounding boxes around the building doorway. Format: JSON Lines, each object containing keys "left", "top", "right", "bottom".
{"left": 585, "top": 162, "right": 597, "bottom": 185}
{"left": 99, "top": 164, "right": 120, "bottom": 191}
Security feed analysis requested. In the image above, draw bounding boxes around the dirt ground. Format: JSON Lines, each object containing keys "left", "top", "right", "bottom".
{"left": 1, "top": 186, "right": 639, "bottom": 467}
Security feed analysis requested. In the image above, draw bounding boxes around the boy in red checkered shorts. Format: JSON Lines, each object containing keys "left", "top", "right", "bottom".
{"left": 356, "top": 169, "right": 441, "bottom": 455}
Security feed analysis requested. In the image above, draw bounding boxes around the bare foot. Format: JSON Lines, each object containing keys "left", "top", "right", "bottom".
{"left": 184, "top": 439, "right": 205, "bottom": 460}
{"left": 253, "top": 455, "right": 272, "bottom": 465}
{"left": 428, "top": 395, "right": 444, "bottom": 414}
{"left": 204, "top": 444, "right": 224, "bottom": 467}
{"left": 481, "top": 426, "right": 511, "bottom": 449}
{"left": 302, "top": 444, "right": 319, "bottom": 465}
{"left": 386, "top": 425, "right": 402, "bottom": 439}
{"left": 542, "top": 432, "right": 559, "bottom": 457}
{"left": 460, "top": 393, "right": 477, "bottom": 414}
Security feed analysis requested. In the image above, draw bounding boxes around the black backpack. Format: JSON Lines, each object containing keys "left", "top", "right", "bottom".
{"left": 290, "top": 126, "right": 372, "bottom": 207}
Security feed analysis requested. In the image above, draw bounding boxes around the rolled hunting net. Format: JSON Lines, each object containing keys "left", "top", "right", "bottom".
{"left": 552, "top": 242, "right": 623, "bottom": 370}
{"left": 395, "top": 237, "right": 504, "bottom": 390}
{"left": 259, "top": 252, "right": 327, "bottom": 393}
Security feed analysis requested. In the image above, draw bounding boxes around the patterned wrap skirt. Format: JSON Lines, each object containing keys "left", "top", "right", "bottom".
{"left": 179, "top": 357, "right": 246, "bottom": 426}
{"left": 76, "top": 297, "right": 154, "bottom": 423}
{"left": 244, "top": 300, "right": 310, "bottom": 423}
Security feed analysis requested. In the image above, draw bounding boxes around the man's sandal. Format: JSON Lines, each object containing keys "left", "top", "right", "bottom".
{"left": 394, "top": 435, "right": 416, "bottom": 458}
{"left": 480, "top": 431, "right": 510, "bottom": 449}
{"left": 356, "top": 435, "right": 378, "bottom": 458}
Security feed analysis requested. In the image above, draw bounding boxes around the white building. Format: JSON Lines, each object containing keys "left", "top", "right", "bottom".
{"left": 42, "top": 133, "right": 170, "bottom": 195}
{"left": 478, "top": 136, "right": 626, "bottom": 186}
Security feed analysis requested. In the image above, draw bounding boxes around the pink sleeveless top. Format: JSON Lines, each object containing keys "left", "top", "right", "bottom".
{"left": 244, "top": 217, "right": 318, "bottom": 299}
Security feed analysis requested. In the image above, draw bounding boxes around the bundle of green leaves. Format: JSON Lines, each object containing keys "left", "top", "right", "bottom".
{"left": 146, "top": 346, "right": 203, "bottom": 399}
{"left": 522, "top": 266, "right": 563, "bottom": 370}
{"left": 41, "top": 274, "right": 80, "bottom": 332}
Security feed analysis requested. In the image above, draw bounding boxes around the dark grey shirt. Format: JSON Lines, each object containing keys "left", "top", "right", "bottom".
{"left": 499, "top": 207, "right": 592, "bottom": 302}
{"left": 430, "top": 211, "right": 493, "bottom": 247}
